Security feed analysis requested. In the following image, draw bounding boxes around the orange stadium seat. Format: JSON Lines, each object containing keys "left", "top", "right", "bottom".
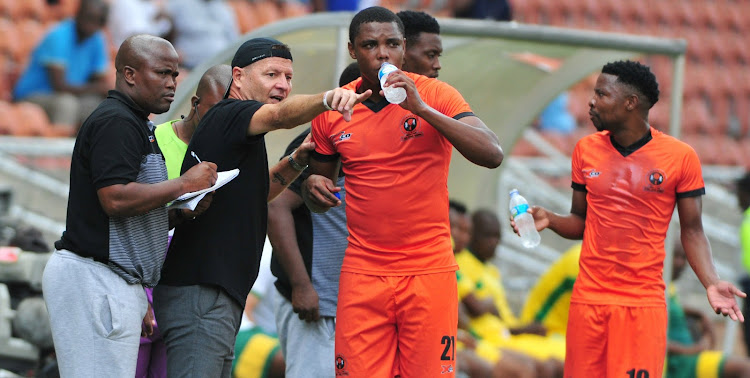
{"left": 0, "top": 0, "right": 19, "bottom": 20}
{"left": 740, "top": 138, "right": 750, "bottom": 169}
{"left": 0, "top": 20, "right": 20, "bottom": 62}
{"left": 681, "top": 97, "right": 711, "bottom": 136}
{"left": 0, "top": 56, "right": 11, "bottom": 101}
{"left": 281, "top": 1, "right": 309, "bottom": 19}
{"left": 15, "top": 19, "right": 46, "bottom": 67}
{"left": 13, "top": 102, "right": 53, "bottom": 137}
{"left": 0, "top": 100, "right": 21, "bottom": 135}
{"left": 510, "top": 137, "right": 541, "bottom": 157}
{"left": 736, "top": 96, "right": 750, "bottom": 138}
{"left": 227, "top": 0, "right": 259, "bottom": 34}
{"left": 16, "top": 0, "right": 48, "bottom": 23}
{"left": 47, "top": 0, "right": 79, "bottom": 21}
{"left": 253, "top": 1, "right": 283, "bottom": 27}
{"left": 712, "top": 135, "right": 745, "bottom": 166}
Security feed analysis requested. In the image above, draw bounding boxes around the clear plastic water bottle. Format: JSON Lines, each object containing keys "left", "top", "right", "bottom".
{"left": 378, "top": 62, "right": 406, "bottom": 104}
{"left": 509, "top": 189, "right": 541, "bottom": 248}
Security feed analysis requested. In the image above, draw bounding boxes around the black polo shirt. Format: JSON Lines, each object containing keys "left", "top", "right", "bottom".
{"left": 160, "top": 98, "right": 267, "bottom": 305}
{"left": 55, "top": 90, "right": 169, "bottom": 286}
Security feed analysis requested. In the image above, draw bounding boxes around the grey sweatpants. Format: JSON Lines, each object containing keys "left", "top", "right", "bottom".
{"left": 275, "top": 294, "right": 336, "bottom": 378}
{"left": 42, "top": 250, "right": 148, "bottom": 377}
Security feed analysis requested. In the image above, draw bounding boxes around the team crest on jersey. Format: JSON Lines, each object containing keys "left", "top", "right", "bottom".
{"left": 644, "top": 169, "right": 666, "bottom": 193}
{"left": 335, "top": 354, "right": 349, "bottom": 376}
{"left": 400, "top": 114, "right": 423, "bottom": 141}
{"left": 329, "top": 131, "right": 352, "bottom": 145}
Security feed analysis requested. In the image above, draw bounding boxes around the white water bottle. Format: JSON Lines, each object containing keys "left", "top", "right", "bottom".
{"left": 509, "top": 189, "right": 541, "bottom": 248}
{"left": 378, "top": 62, "right": 406, "bottom": 104}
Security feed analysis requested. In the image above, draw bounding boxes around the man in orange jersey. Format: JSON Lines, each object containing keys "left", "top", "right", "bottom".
{"left": 512, "top": 60, "right": 745, "bottom": 378}
{"left": 302, "top": 6, "right": 504, "bottom": 377}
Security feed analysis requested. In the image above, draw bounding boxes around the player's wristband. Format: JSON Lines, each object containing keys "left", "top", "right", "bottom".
{"left": 322, "top": 90, "right": 334, "bottom": 111}
{"left": 288, "top": 149, "right": 308, "bottom": 171}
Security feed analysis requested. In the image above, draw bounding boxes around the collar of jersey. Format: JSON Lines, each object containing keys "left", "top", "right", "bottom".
{"left": 610, "top": 128, "right": 652, "bottom": 157}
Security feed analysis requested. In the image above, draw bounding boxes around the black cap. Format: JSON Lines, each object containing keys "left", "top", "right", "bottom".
{"left": 230, "top": 37, "right": 293, "bottom": 69}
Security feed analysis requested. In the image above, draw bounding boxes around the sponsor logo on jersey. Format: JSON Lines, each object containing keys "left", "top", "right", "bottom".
{"left": 330, "top": 131, "right": 352, "bottom": 145}
{"left": 584, "top": 169, "right": 601, "bottom": 178}
{"left": 441, "top": 364, "right": 454, "bottom": 374}
{"left": 400, "top": 115, "right": 423, "bottom": 141}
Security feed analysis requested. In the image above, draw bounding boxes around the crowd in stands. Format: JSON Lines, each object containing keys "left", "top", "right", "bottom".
{"left": 0, "top": 0, "right": 510, "bottom": 138}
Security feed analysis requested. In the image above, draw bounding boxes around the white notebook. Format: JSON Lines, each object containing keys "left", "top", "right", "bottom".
{"left": 167, "top": 168, "right": 239, "bottom": 211}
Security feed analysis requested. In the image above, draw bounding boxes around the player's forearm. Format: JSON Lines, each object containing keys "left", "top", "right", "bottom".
{"left": 415, "top": 108, "right": 503, "bottom": 168}
{"left": 682, "top": 231, "right": 720, "bottom": 288}
{"left": 547, "top": 212, "right": 585, "bottom": 240}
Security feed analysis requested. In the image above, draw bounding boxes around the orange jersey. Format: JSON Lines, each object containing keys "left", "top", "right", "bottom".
{"left": 311, "top": 73, "right": 473, "bottom": 275}
{"left": 571, "top": 128, "right": 704, "bottom": 306}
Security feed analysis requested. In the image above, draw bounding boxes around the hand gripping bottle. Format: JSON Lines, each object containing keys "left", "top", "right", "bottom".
{"left": 378, "top": 62, "right": 407, "bottom": 104}
{"left": 509, "top": 189, "right": 541, "bottom": 248}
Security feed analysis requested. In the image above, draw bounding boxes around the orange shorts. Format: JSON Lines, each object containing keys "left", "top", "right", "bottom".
{"left": 335, "top": 271, "right": 458, "bottom": 377}
{"left": 565, "top": 303, "right": 667, "bottom": 378}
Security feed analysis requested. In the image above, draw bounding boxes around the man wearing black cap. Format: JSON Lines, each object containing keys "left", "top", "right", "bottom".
{"left": 152, "top": 37, "right": 370, "bottom": 377}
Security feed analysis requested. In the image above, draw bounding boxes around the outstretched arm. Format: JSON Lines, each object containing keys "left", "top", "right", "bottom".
{"left": 678, "top": 195, "right": 746, "bottom": 322}
{"left": 513, "top": 190, "right": 587, "bottom": 240}
{"left": 248, "top": 88, "right": 371, "bottom": 136}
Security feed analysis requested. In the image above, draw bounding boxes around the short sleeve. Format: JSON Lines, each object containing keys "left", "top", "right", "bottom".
{"left": 37, "top": 24, "right": 69, "bottom": 67}
{"left": 311, "top": 112, "right": 336, "bottom": 157}
{"left": 676, "top": 147, "right": 705, "bottom": 195}
{"left": 89, "top": 117, "right": 147, "bottom": 189}
{"left": 571, "top": 141, "right": 585, "bottom": 188}
{"left": 423, "top": 79, "right": 473, "bottom": 119}
{"left": 91, "top": 33, "right": 110, "bottom": 74}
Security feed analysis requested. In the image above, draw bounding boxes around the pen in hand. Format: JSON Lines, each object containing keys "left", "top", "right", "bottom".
{"left": 191, "top": 151, "right": 202, "bottom": 164}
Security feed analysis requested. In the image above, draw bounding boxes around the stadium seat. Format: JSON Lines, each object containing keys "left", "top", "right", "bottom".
{"left": 740, "top": 138, "right": 750, "bottom": 169}
{"left": 47, "top": 0, "right": 79, "bottom": 21}
{"left": 681, "top": 97, "right": 711, "bottom": 136}
{"left": 0, "top": 0, "right": 18, "bottom": 20}
{"left": 0, "top": 20, "right": 20, "bottom": 64}
{"left": 509, "top": 137, "right": 541, "bottom": 157}
{"left": 281, "top": 1, "right": 309, "bottom": 19}
{"left": 13, "top": 102, "right": 53, "bottom": 137}
{"left": 712, "top": 135, "right": 745, "bottom": 166}
{"left": 0, "top": 56, "right": 11, "bottom": 101}
{"left": 14, "top": 19, "right": 46, "bottom": 67}
{"left": 253, "top": 1, "right": 283, "bottom": 27}
{"left": 0, "top": 101, "right": 19, "bottom": 134}
{"left": 681, "top": 133, "right": 718, "bottom": 165}
{"left": 16, "top": 0, "right": 48, "bottom": 23}
{"left": 227, "top": 0, "right": 259, "bottom": 34}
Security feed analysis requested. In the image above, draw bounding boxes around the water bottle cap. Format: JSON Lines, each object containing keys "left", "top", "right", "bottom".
{"left": 509, "top": 189, "right": 519, "bottom": 196}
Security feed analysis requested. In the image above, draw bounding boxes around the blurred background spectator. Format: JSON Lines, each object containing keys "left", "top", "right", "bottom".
{"left": 108, "top": 0, "right": 173, "bottom": 48}
{"left": 11, "top": 0, "right": 109, "bottom": 132}
{"left": 166, "top": 0, "right": 239, "bottom": 69}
